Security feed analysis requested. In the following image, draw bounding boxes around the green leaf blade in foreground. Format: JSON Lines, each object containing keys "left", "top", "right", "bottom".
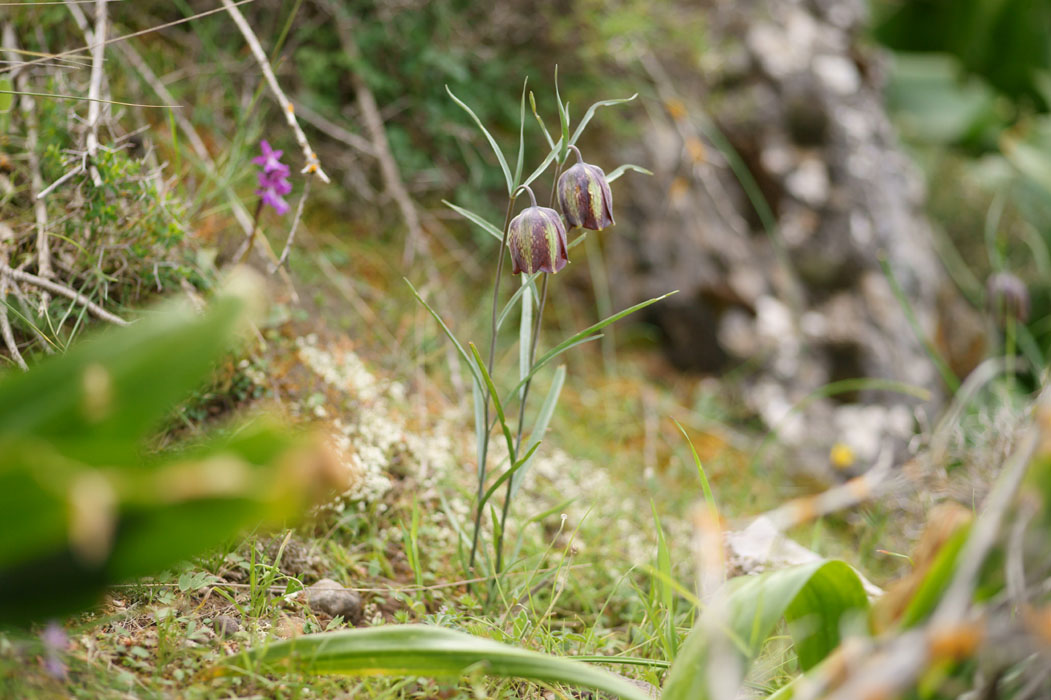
{"left": 226, "top": 624, "right": 651, "bottom": 700}
{"left": 662, "top": 560, "right": 869, "bottom": 700}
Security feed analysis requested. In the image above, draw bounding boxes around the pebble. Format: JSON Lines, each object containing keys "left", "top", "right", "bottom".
{"left": 305, "top": 578, "right": 362, "bottom": 623}
{"left": 213, "top": 615, "right": 240, "bottom": 637}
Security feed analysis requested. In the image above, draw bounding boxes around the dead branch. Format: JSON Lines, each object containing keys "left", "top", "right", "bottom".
{"left": 84, "top": 0, "right": 107, "bottom": 187}
{"left": 2, "top": 23, "right": 54, "bottom": 307}
{"left": 0, "top": 264, "right": 129, "bottom": 326}
{"left": 0, "top": 223, "right": 26, "bottom": 371}
{"left": 272, "top": 177, "right": 311, "bottom": 272}
{"left": 317, "top": 0, "right": 428, "bottom": 265}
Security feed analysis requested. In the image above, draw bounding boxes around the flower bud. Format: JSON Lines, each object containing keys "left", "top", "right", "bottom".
{"left": 557, "top": 145, "right": 614, "bottom": 231}
{"left": 987, "top": 272, "right": 1030, "bottom": 326}
{"left": 508, "top": 187, "right": 568, "bottom": 275}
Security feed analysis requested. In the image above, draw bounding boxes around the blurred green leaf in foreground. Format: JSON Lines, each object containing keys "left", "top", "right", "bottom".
{"left": 0, "top": 269, "right": 344, "bottom": 627}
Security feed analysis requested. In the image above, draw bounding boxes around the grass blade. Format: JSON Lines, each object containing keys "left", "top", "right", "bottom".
{"left": 446, "top": 85, "right": 513, "bottom": 195}
{"left": 673, "top": 419, "right": 716, "bottom": 513}
{"left": 225, "top": 624, "right": 652, "bottom": 700}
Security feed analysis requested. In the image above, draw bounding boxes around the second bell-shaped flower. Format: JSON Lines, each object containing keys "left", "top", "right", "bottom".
{"left": 508, "top": 188, "right": 568, "bottom": 275}
{"left": 557, "top": 145, "right": 614, "bottom": 231}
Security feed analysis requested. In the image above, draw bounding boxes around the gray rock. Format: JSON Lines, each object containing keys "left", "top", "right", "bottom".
{"left": 609, "top": 0, "right": 983, "bottom": 479}
{"left": 305, "top": 578, "right": 362, "bottom": 623}
{"left": 213, "top": 615, "right": 240, "bottom": 637}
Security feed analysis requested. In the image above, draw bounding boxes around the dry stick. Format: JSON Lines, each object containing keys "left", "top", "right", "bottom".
{"left": 220, "top": 0, "right": 328, "bottom": 184}
{"left": 272, "top": 176, "right": 311, "bottom": 271}
{"left": 83, "top": 0, "right": 107, "bottom": 187}
{"left": 0, "top": 265, "right": 128, "bottom": 326}
{"left": 293, "top": 100, "right": 376, "bottom": 158}
{"left": 0, "top": 276, "right": 25, "bottom": 371}
{"left": 0, "top": 225, "right": 26, "bottom": 371}
{"left": 321, "top": 0, "right": 427, "bottom": 265}
{"left": 2, "top": 24, "right": 54, "bottom": 311}
{"left": 0, "top": 1, "right": 256, "bottom": 77}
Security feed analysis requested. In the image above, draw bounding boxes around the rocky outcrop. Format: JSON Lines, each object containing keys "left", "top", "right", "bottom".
{"left": 609, "top": 0, "right": 980, "bottom": 477}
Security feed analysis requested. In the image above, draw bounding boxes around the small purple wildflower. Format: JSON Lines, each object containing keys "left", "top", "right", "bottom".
{"left": 40, "top": 621, "right": 69, "bottom": 680}
{"left": 253, "top": 140, "right": 293, "bottom": 215}
{"left": 252, "top": 140, "right": 285, "bottom": 173}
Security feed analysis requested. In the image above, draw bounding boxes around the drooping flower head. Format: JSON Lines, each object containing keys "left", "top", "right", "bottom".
{"left": 557, "top": 145, "right": 614, "bottom": 231}
{"left": 253, "top": 140, "right": 292, "bottom": 215}
{"left": 508, "top": 186, "right": 568, "bottom": 275}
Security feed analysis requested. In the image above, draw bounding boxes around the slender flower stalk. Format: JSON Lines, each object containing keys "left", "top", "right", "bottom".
{"left": 468, "top": 193, "right": 519, "bottom": 572}
{"left": 494, "top": 162, "right": 565, "bottom": 575}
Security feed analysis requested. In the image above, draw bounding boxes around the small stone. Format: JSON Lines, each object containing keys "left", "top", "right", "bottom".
{"left": 305, "top": 578, "right": 362, "bottom": 623}
{"left": 213, "top": 615, "right": 240, "bottom": 637}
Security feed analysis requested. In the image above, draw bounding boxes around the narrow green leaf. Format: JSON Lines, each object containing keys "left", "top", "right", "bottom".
{"left": 514, "top": 77, "right": 528, "bottom": 188}
{"left": 443, "top": 200, "right": 503, "bottom": 242}
{"left": 570, "top": 94, "right": 638, "bottom": 146}
{"left": 530, "top": 90, "right": 556, "bottom": 150}
{"left": 446, "top": 85, "right": 513, "bottom": 195}
{"left": 606, "top": 163, "right": 653, "bottom": 183}
{"left": 480, "top": 442, "right": 541, "bottom": 512}
{"left": 522, "top": 139, "right": 560, "bottom": 190}
{"left": 502, "top": 335, "right": 603, "bottom": 407}
{"left": 469, "top": 342, "right": 517, "bottom": 466}
{"left": 226, "top": 625, "right": 651, "bottom": 700}
{"left": 554, "top": 66, "right": 569, "bottom": 164}
{"left": 533, "top": 292, "right": 677, "bottom": 373}
{"left": 511, "top": 365, "right": 565, "bottom": 498}
{"left": 405, "top": 278, "right": 481, "bottom": 388}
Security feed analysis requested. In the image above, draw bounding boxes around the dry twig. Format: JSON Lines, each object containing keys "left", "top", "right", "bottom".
{"left": 0, "top": 224, "right": 27, "bottom": 371}
{"left": 318, "top": 0, "right": 428, "bottom": 265}
{"left": 84, "top": 0, "right": 107, "bottom": 187}
{"left": 0, "top": 264, "right": 129, "bottom": 326}
{"left": 220, "top": 0, "right": 329, "bottom": 183}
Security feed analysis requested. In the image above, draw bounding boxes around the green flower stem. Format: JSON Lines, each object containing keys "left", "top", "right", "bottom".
{"left": 494, "top": 160, "right": 564, "bottom": 577}
{"left": 495, "top": 271, "right": 549, "bottom": 576}
{"left": 469, "top": 195, "right": 518, "bottom": 573}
